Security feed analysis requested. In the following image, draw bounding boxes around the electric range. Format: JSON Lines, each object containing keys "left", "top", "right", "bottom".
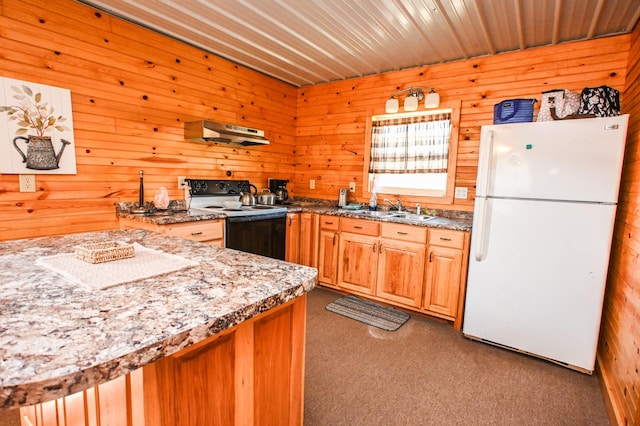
{"left": 185, "top": 179, "right": 288, "bottom": 260}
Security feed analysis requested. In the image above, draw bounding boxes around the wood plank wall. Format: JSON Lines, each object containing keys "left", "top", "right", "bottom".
{"left": 294, "top": 37, "right": 629, "bottom": 211}
{"left": 0, "top": 0, "right": 297, "bottom": 241}
{"left": 598, "top": 22, "right": 640, "bottom": 426}
{"left": 1, "top": 1, "right": 638, "bottom": 422}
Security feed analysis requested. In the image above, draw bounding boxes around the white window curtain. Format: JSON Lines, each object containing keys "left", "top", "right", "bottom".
{"left": 369, "top": 112, "right": 451, "bottom": 174}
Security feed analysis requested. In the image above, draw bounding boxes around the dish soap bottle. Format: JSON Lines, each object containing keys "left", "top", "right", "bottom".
{"left": 369, "top": 191, "right": 377, "bottom": 211}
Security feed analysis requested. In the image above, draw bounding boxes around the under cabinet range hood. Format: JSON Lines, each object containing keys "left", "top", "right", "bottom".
{"left": 184, "top": 121, "right": 269, "bottom": 146}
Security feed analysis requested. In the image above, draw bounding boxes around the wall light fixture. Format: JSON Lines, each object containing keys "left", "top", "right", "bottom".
{"left": 385, "top": 86, "right": 440, "bottom": 113}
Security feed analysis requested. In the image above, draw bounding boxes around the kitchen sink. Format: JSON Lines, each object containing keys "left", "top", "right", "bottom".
{"left": 353, "top": 210, "right": 395, "bottom": 217}
{"left": 351, "top": 210, "right": 436, "bottom": 221}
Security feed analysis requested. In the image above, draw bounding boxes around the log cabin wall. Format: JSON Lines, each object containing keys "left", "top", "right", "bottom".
{"left": 294, "top": 36, "right": 630, "bottom": 211}
{"left": 598, "top": 22, "right": 640, "bottom": 426}
{"left": 0, "top": 0, "right": 297, "bottom": 241}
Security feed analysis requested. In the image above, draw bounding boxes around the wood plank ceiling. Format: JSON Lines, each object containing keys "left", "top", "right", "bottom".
{"left": 77, "top": 0, "right": 640, "bottom": 87}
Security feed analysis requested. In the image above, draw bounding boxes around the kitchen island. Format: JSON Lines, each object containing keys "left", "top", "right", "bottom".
{"left": 0, "top": 229, "right": 317, "bottom": 425}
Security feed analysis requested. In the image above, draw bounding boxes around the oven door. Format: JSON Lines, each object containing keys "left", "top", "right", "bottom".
{"left": 225, "top": 212, "right": 287, "bottom": 260}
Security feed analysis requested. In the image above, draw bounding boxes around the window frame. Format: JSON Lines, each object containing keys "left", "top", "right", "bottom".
{"left": 363, "top": 99, "right": 461, "bottom": 205}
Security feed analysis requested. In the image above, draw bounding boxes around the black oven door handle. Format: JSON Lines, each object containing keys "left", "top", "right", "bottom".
{"left": 225, "top": 211, "right": 287, "bottom": 223}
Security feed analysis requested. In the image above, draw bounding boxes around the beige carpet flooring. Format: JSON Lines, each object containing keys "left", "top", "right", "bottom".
{"left": 304, "top": 287, "right": 610, "bottom": 426}
{"left": 0, "top": 287, "right": 610, "bottom": 426}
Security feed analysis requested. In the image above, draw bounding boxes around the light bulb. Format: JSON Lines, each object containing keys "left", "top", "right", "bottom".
{"left": 404, "top": 95, "right": 419, "bottom": 111}
{"left": 385, "top": 98, "right": 399, "bottom": 113}
{"left": 425, "top": 91, "right": 440, "bottom": 108}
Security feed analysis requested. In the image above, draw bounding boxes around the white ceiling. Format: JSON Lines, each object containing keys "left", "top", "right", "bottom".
{"left": 77, "top": 0, "right": 640, "bottom": 87}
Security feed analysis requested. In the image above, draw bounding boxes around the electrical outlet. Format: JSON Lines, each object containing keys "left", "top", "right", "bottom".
{"left": 178, "top": 176, "right": 187, "bottom": 188}
{"left": 309, "top": 179, "right": 315, "bottom": 189}
{"left": 454, "top": 187, "right": 468, "bottom": 199}
{"left": 349, "top": 181, "right": 356, "bottom": 193}
{"left": 19, "top": 174, "right": 36, "bottom": 193}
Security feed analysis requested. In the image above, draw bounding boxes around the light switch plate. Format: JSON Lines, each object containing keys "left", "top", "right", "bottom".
{"left": 310, "top": 179, "right": 315, "bottom": 189}
{"left": 19, "top": 174, "right": 36, "bottom": 193}
{"left": 454, "top": 187, "right": 468, "bottom": 199}
{"left": 178, "top": 176, "right": 187, "bottom": 188}
{"left": 349, "top": 182, "right": 356, "bottom": 192}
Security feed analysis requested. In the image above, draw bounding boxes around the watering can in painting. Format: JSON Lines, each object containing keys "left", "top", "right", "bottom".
{"left": 13, "top": 135, "right": 71, "bottom": 170}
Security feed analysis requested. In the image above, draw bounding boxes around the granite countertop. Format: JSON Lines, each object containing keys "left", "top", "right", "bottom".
{"left": 0, "top": 229, "right": 317, "bottom": 409}
{"left": 116, "top": 201, "right": 473, "bottom": 232}
{"left": 285, "top": 202, "right": 473, "bottom": 232}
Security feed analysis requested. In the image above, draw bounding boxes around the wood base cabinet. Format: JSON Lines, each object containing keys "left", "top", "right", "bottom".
{"left": 376, "top": 224, "right": 427, "bottom": 308}
{"left": 337, "top": 219, "right": 425, "bottom": 308}
{"left": 317, "top": 215, "right": 340, "bottom": 287}
{"left": 120, "top": 218, "right": 225, "bottom": 246}
{"left": 285, "top": 212, "right": 301, "bottom": 263}
{"left": 20, "top": 296, "right": 307, "bottom": 426}
{"left": 319, "top": 216, "right": 470, "bottom": 328}
{"left": 422, "top": 229, "right": 470, "bottom": 330}
{"left": 298, "top": 213, "right": 318, "bottom": 267}
{"left": 337, "top": 231, "right": 379, "bottom": 295}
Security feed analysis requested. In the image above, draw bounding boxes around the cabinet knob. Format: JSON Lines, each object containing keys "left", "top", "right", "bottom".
{"left": 440, "top": 237, "right": 452, "bottom": 241}
{"left": 354, "top": 225, "right": 363, "bottom": 229}
{"left": 325, "top": 221, "right": 334, "bottom": 225}
{"left": 372, "top": 243, "right": 377, "bottom": 252}
{"left": 191, "top": 231, "right": 203, "bottom": 236}
{"left": 397, "top": 231, "right": 408, "bottom": 235}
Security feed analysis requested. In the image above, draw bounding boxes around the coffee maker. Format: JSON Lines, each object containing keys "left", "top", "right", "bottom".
{"left": 268, "top": 178, "right": 289, "bottom": 204}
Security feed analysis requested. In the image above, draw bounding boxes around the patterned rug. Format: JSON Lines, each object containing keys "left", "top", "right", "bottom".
{"left": 326, "top": 295, "right": 410, "bottom": 331}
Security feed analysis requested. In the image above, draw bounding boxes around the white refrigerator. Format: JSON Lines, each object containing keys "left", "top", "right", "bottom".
{"left": 463, "top": 115, "right": 629, "bottom": 374}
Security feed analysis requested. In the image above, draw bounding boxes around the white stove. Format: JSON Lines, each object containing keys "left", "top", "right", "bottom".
{"left": 185, "top": 179, "right": 288, "bottom": 260}
{"left": 186, "top": 179, "right": 287, "bottom": 217}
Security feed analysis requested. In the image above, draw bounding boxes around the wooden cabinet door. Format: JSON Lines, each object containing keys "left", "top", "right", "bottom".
{"left": 285, "top": 212, "right": 300, "bottom": 263}
{"left": 377, "top": 239, "right": 425, "bottom": 308}
{"left": 317, "top": 229, "right": 339, "bottom": 287}
{"left": 423, "top": 245, "right": 462, "bottom": 318}
{"left": 337, "top": 233, "right": 378, "bottom": 295}
{"left": 299, "top": 213, "right": 318, "bottom": 267}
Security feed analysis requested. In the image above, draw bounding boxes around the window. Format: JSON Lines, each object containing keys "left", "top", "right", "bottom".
{"left": 364, "top": 105, "right": 460, "bottom": 203}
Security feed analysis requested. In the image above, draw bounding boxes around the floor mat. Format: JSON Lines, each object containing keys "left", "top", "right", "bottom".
{"left": 325, "top": 295, "right": 410, "bottom": 331}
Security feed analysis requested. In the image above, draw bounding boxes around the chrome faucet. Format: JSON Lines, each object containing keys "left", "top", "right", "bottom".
{"left": 383, "top": 198, "right": 403, "bottom": 211}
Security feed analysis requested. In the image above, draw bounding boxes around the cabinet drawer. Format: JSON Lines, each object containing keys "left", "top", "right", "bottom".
{"left": 340, "top": 218, "right": 379, "bottom": 236}
{"left": 319, "top": 215, "right": 339, "bottom": 231}
{"left": 381, "top": 223, "right": 427, "bottom": 244}
{"left": 428, "top": 229, "right": 464, "bottom": 249}
{"left": 164, "top": 220, "right": 224, "bottom": 242}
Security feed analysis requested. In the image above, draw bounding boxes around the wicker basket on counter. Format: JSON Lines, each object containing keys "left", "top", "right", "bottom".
{"left": 75, "top": 241, "right": 135, "bottom": 264}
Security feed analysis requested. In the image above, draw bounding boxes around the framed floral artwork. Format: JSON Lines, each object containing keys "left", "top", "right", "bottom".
{"left": 0, "top": 77, "right": 77, "bottom": 174}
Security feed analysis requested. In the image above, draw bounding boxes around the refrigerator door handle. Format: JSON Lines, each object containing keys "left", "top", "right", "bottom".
{"left": 473, "top": 197, "right": 492, "bottom": 261}
{"left": 476, "top": 130, "right": 495, "bottom": 197}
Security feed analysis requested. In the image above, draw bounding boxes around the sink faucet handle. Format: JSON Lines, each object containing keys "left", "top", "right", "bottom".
{"left": 416, "top": 203, "right": 421, "bottom": 215}
{"left": 397, "top": 199, "right": 403, "bottom": 211}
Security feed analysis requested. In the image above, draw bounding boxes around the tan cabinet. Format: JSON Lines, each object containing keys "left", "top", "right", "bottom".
{"left": 337, "top": 219, "right": 426, "bottom": 308}
{"left": 317, "top": 215, "right": 339, "bottom": 287}
{"left": 298, "top": 212, "right": 318, "bottom": 267}
{"left": 299, "top": 213, "right": 470, "bottom": 328}
{"left": 337, "top": 230, "right": 379, "bottom": 295}
{"left": 285, "top": 212, "right": 300, "bottom": 263}
{"left": 120, "top": 218, "right": 224, "bottom": 246}
{"left": 423, "top": 228, "right": 470, "bottom": 329}
{"left": 376, "top": 223, "right": 426, "bottom": 308}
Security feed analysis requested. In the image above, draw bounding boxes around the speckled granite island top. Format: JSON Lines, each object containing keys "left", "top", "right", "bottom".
{"left": 0, "top": 229, "right": 317, "bottom": 409}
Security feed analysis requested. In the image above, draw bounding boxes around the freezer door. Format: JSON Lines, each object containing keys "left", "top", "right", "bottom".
{"left": 463, "top": 198, "right": 617, "bottom": 372}
{"left": 478, "top": 115, "right": 628, "bottom": 203}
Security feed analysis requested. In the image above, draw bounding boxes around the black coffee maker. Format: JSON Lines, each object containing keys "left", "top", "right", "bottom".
{"left": 268, "top": 178, "right": 289, "bottom": 204}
